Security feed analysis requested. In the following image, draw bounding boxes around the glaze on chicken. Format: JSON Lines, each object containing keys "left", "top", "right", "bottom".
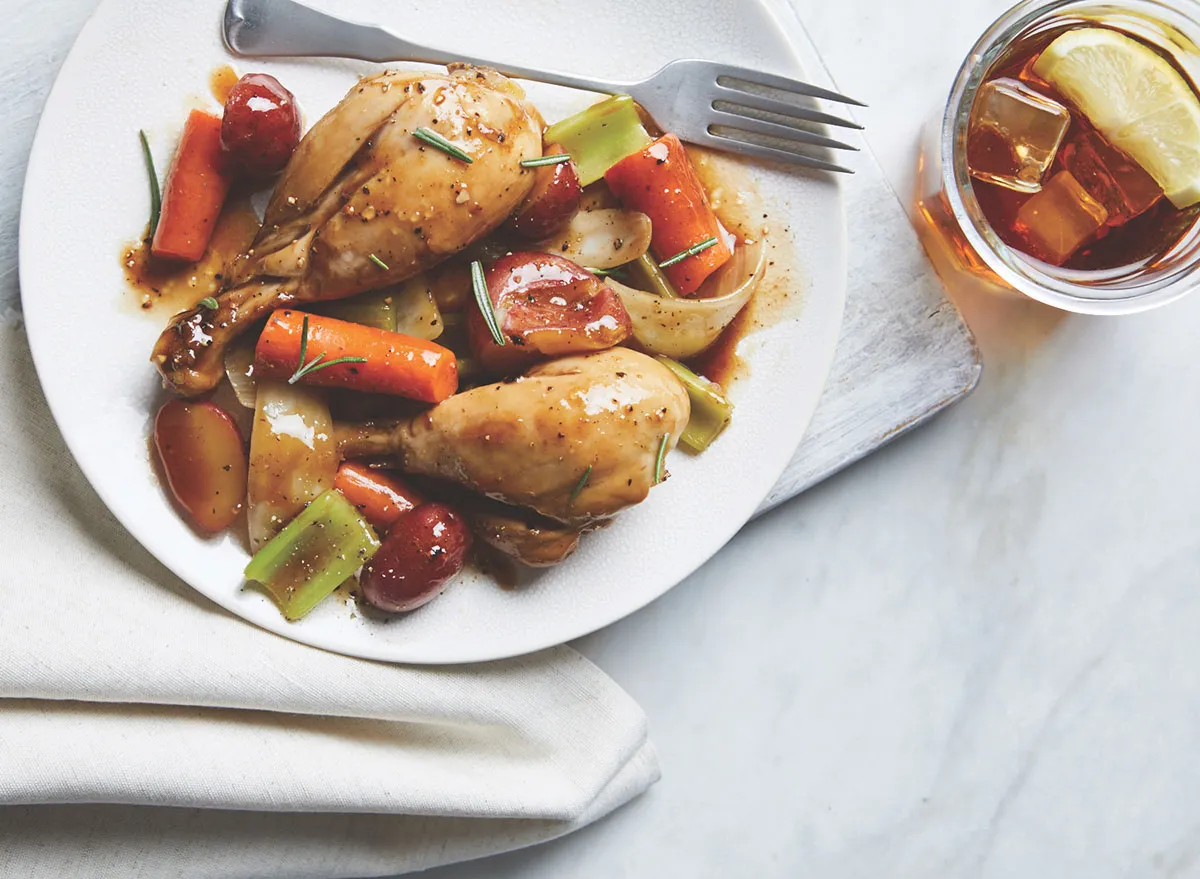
{"left": 335, "top": 348, "right": 690, "bottom": 526}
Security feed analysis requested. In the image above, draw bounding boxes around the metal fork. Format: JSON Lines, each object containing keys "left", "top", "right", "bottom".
{"left": 222, "top": 0, "right": 863, "bottom": 174}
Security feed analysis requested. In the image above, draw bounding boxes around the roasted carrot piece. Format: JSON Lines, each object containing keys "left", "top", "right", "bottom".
{"left": 334, "top": 462, "right": 424, "bottom": 533}
{"left": 254, "top": 310, "right": 459, "bottom": 403}
{"left": 152, "top": 110, "right": 233, "bottom": 262}
{"left": 603, "top": 133, "right": 733, "bottom": 296}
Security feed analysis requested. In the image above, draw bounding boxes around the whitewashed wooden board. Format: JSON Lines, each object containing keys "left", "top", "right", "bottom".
{"left": 754, "top": 0, "right": 980, "bottom": 512}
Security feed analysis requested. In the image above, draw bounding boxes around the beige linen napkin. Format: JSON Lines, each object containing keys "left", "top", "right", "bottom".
{"left": 0, "top": 320, "right": 658, "bottom": 876}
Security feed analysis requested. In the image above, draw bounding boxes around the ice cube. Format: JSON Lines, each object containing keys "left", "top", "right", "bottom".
{"left": 1013, "top": 170, "right": 1110, "bottom": 265}
{"left": 1059, "top": 129, "right": 1162, "bottom": 225}
{"left": 968, "top": 78, "right": 1072, "bottom": 193}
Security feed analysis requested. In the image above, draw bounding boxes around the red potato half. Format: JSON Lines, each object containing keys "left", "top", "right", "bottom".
{"left": 220, "top": 73, "right": 302, "bottom": 179}
{"left": 466, "top": 252, "right": 633, "bottom": 374}
{"left": 153, "top": 400, "right": 248, "bottom": 533}
{"left": 509, "top": 145, "right": 583, "bottom": 240}
{"left": 360, "top": 503, "right": 473, "bottom": 613}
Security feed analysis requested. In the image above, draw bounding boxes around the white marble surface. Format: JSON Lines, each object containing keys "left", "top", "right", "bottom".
{"left": 7, "top": 1, "right": 1200, "bottom": 877}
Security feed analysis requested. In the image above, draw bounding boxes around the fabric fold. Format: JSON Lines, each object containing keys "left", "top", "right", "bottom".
{"left": 0, "top": 742, "right": 657, "bottom": 879}
{"left": 0, "top": 318, "right": 659, "bottom": 872}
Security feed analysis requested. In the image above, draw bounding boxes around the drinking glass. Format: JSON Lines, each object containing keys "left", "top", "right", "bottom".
{"left": 915, "top": 0, "right": 1200, "bottom": 314}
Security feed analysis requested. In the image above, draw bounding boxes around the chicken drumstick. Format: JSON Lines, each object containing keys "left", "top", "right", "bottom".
{"left": 336, "top": 348, "right": 690, "bottom": 526}
{"left": 152, "top": 66, "right": 542, "bottom": 397}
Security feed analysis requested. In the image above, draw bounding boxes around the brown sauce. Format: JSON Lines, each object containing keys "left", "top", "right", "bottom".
{"left": 686, "top": 148, "right": 805, "bottom": 387}
{"left": 122, "top": 197, "right": 260, "bottom": 315}
{"left": 470, "top": 542, "right": 520, "bottom": 590}
{"left": 691, "top": 306, "right": 753, "bottom": 387}
{"left": 209, "top": 64, "right": 239, "bottom": 105}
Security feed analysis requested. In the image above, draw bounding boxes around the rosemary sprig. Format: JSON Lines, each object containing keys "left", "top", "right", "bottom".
{"left": 658, "top": 236, "right": 719, "bottom": 269}
{"left": 570, "top": 465, "right": 593, "bottom": 505}
{"left": 520, "top": 154, "right": 572, "bottom": 168}
{"left": 654, "top": 434, "right": 669, "bottom": 484}
{"left": 138, "top": 130, "right": 161, "bottom": 239}
{"left": 197, "top": 297, "right": 219, "bottom": 310}
{"left": 368, "top": 253, "right": 390, "bottom": 271}
{"left": 288, "top": 314, "right": 367, "bottom": 385}
{"left": 412, "top": 127, "right": 473, "bottom": 163}
{"left": 471, "top": 260, "right": 505, "bottom": 347}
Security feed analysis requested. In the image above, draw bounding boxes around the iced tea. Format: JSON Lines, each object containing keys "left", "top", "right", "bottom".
{"left": 916, "top": 0, "right": 1200, "bottom": 314}
{"left": 967, "top": 23, "right": 1200, "bottom": 271}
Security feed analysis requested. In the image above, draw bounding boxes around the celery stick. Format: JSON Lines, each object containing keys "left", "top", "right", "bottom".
{"left": 544, "top": 95, "right": 652, "bottom": 186}
{"left": 627, "top": 253, "right": 679, "bottom": 299}
{"left": 244, "top": 490, "right": 381, "bottom": 621}
{"left": 657, "top": 357, "right": 734, "bottom": 453}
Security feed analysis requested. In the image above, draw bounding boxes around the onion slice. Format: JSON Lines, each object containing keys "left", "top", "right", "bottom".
{"left": 247, "top": 381, "right": 338, "bottom": 551}
{"left": 539, "top": 208, "right": 651, "bottom": 270}
{"left": 224, "top": 338, "right": 259, "bottom": 409}
{"left": 392, "top": 276, "right": 445, "bottom": 341}
{"left": 607, "top": 240, "right": 766, "bottom": 360}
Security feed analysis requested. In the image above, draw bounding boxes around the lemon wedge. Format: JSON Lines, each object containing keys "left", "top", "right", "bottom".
{"left": 1033, "top": 27, "right": 1200, "bottom": 208}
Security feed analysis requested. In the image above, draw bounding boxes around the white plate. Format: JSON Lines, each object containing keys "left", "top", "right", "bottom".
{"left": 20, "top": 0, "right": 846, "bottom": 663}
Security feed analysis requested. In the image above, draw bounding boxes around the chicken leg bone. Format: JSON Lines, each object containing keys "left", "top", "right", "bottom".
{"left": 152, "top": 66, "right": 542, "bottom": 397}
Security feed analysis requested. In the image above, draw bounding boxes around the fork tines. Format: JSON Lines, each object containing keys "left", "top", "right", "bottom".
{"left": 705, "top": 68, "right": 863, "bottom": 174}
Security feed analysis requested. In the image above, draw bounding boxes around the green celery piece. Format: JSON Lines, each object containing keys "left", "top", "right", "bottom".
{"left": 315, "top": 289, "right": 397, "bottom": 332}
{"left": 627, "top": 253, "right": 679, "bottom": 298}
{"left": 544, "top": 95, "right": 652, "bottom": 186}
{"left": 657, "top": 357, "right": 734, "bottom": 453}
{"left": 244, "top": 490, "right": 381, "bottom": 621}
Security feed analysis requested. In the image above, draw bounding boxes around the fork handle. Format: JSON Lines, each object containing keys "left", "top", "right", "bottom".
{"left": 224, "top": 0, "right": 631, "bottom": 93}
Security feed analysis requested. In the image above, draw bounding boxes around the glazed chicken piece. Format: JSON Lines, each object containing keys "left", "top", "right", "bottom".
{"left": 336, "top": 348, "right": 690, "bottom": 525}
{"left": 152, "top": 65, "right": 542, "bottom": 397}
